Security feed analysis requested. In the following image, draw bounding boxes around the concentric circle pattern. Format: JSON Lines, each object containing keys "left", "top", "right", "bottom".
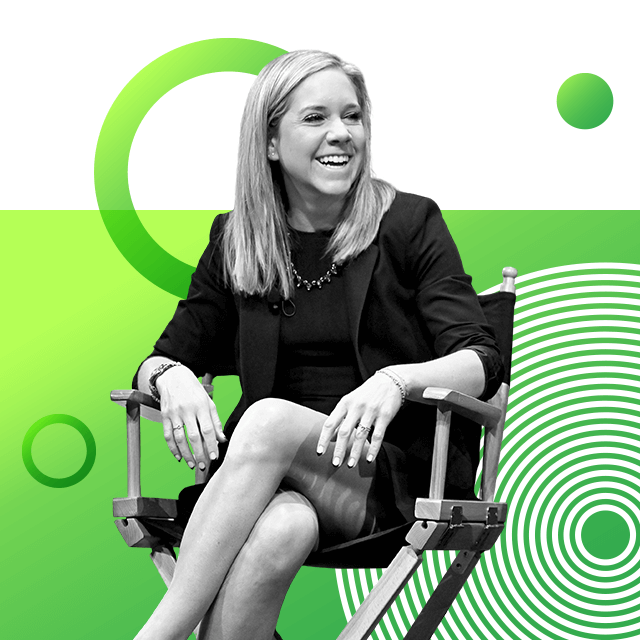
{"left": 337, "top": 264, "right": 640, "bottom": 639}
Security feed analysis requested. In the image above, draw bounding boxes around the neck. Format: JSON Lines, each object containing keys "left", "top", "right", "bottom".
{"left": 287, "top": 207, "right": 341, "bottom": 232}
{"left": 286, "top": 194, "right": 346, "bottom": 231}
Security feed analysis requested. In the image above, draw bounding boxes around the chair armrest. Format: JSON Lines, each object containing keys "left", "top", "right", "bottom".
{"left": 111, "top": 385, "right": 214, "bottom": 422}
{"left": 413, "top": 386, "right": 508, "bottom": 502}
{"left": 111, "top": 389, "right": 161, "bottom": 422}
{"left": 111, "top": 386, "right": 215, "bottom": 497}
{"left": 417, "top": 388, "right": 502, "bottom": 428}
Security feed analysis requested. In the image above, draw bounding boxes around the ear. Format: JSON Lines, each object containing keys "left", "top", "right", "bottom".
{"left": 267, "top": 138, "right": 279, "bottom": 161}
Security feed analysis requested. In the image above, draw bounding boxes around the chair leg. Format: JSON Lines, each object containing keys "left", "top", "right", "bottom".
{"left": 337, "top": 522, "right": 440, "bottom": 640}
{"left": 403, "top": 549, "right": 483, "bottom": 640}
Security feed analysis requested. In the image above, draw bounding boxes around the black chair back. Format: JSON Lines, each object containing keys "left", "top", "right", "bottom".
{"left": 479, "top": 291, "right": 516, "bottom": 385}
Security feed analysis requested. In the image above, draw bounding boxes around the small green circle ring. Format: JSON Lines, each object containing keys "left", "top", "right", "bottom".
{"left": 94, "top": 38, "right": 287, "bottom": 298}
{"left": 22, "top": 414, "right": 97, "bottom": 488}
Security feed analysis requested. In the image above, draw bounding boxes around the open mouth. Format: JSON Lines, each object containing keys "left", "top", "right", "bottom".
{"left": 316, "top": 154, "right": 351, "bottom": 168}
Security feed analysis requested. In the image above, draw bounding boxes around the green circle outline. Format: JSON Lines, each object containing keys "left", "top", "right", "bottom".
{"left": 94, "top": 38, "right": 287, "bottom": 298}
{"left": 22, "top": 414, "right": 96, "bottom": 488}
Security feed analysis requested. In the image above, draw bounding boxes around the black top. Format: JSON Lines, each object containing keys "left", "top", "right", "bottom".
{"left": 272, "top": 228, "right": 361, "bottom": 414}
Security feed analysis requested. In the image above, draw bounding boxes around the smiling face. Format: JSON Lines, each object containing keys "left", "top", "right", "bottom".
{"left": 268, "top": 68, "right": 366, "bottom": 216}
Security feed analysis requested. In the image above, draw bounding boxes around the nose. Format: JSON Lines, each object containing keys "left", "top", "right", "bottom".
{"left": 326, "top": 117, "right": 352, "bottom": 143}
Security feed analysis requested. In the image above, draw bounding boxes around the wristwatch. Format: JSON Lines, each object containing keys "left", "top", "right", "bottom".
{"left": 148, "top": 362, "right": 182, "bottom": 402}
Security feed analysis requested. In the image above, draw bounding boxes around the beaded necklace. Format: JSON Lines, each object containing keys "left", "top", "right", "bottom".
{"left": 290, "top": 261, "right": 339, "bottom": 290}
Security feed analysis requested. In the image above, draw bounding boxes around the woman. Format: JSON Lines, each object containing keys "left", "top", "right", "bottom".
{"left": 133, "top": 50, "right": 503, "bottom": 640}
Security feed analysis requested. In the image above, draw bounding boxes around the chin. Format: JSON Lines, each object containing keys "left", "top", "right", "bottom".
{"left": 317, "top": 179, "right": 355, "bottom": 199}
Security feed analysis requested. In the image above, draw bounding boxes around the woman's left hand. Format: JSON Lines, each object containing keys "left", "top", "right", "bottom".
{"left": 316, "top": 372, "right": 403, "bottom": 468}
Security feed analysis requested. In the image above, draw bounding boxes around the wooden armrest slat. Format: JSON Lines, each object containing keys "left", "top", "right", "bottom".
{"left": 111, "top": 389, "right": 162, "bottom": 423}
{"left": 111, "top": 389, "right": 160, "bottom": 409}
{"left": 113, "top": 496, "right": 178, "bottom": 518}
{"left": 418, "top": 388, "right": 502, "bottom": 427}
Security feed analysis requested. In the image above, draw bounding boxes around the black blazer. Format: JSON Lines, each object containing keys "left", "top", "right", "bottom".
{"left": 146, "top": 191, "right": 503, "bottom": 499}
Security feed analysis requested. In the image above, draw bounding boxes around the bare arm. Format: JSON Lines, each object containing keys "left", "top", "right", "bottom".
{"left": 387, "top": 348, "right": 485, "bottom": 401}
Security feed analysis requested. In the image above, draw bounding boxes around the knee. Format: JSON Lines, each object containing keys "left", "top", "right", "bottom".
{"left": 243, "top": 501, "right": 320, "bottom": 580}
{"left": 227, "top": 398, "right": 297, "bottom": 461}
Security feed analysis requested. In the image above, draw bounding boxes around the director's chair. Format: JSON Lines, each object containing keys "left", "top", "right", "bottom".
{"left": 111, "top": 266, "right": 516, "bottom": 639}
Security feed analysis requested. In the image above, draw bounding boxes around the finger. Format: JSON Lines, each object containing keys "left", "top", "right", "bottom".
{"left": 197, "top": 410, "right": 219, "bottom": 461}
{"left": 317, "top": 403, "right": 347, "bottom": 455}
{"left": 332, "top": 412, "right": 360, "bottom": 467}
{"left": 184, "top": 415, "right": 207, "bottom": 470}
{"left": 365, "top": 410, "right": 393, "bottom": 463}
{"left": 347, "top": 415, "right": 374, "bottom": 468}
{"left": 162, "top": 415, "right": 182, "bottom": 461}
{"left": 208, "top": 400, "right": 227, "bottom": 444}
{"left": 171, "top": 417, "right": 196, "bottom": 469}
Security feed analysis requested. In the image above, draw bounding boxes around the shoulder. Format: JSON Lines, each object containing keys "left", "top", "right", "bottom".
{"left": 209, "top": 210, "right": 230, "bottom": 241}
{"left": 378, "top": 191, "right": 445, "bottom": 245}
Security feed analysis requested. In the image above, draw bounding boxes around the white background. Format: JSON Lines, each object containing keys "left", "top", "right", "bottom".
{"left": 2, "top": 0, "right": 639, "bottom": 211}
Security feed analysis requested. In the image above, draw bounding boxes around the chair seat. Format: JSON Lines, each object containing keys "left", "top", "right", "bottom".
{"left": 115, "top": 517, "right": 184, "bottom": 549}
{"left": 414, "top": 499, "right": 507, "bottom": 522}
{"left": 307, "top": 522, "right": 415, "bottom": 569}
{"left": 306, "top": 499, "right": 507, "bottom": 568}
{"left": 114, "top": 498, "right": 507, "bottom": 563}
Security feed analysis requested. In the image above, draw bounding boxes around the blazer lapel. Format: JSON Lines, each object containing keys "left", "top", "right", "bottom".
{"left": 236, "top": 293, "right": 281, "bottom": 401}
{"left": 344, "top": 244, "right": 379, "bottom": 380}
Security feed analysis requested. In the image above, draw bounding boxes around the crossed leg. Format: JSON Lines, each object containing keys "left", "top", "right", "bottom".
{"left": 198, "top": 490, "right": 320, "bottom": 640}
{"left": 134, "top": 398, "right": 378, "bottom": 640}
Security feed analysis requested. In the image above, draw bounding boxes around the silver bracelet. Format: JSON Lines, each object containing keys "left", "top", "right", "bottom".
{"left": 376, "top": 367, "right": 407, "bottom": 406}
{"left": 148, "top": 362, "right": 182, "bottom": 402}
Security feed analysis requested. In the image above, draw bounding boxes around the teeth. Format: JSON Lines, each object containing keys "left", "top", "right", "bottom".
{"left": 317, "top": 155, "right": 350, "bottom": 165}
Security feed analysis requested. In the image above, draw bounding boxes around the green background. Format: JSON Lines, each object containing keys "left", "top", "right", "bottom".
{"left": 3, "top": 208, "right": 639, "bottom": 638}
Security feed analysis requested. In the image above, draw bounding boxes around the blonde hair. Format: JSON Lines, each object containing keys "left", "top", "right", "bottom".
{"left": 223, "top": 50, "right": 395, "bottom": 299}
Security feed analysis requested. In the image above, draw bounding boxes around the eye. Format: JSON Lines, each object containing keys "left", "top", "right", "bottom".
{"left": 302, "top": 113, "right": 325, "bottom": 124}
{"left": 344, "top": 111, "right": 363, "bottom": 123}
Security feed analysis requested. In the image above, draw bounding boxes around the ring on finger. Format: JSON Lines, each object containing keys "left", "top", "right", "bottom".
{"left": 172, "top": 425, "right": 184, "bottom": 433}
{"left": 356, "top": 423, "right": 372, "bottom": 434}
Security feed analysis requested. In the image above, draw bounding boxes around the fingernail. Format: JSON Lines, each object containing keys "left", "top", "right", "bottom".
{"left": 210, "top": 452, "right": 218, "bottom": 461}
{"left": 366, "top": 454, "right": 374, "bottom": 463}
{"left": 332, "top": 456, "right": 340, "bottom": 467}
{"left": 175, "top": 455, "right": 182, "bottom": 462}
{"left": 187, "top": 461, "right": 195, "bottom": 469}
{"left": 317, "top": 445, "right": 324, "bottom": 455}
{"left": 347, "top": 457, "right": 356, "bottom": 468}
{"left": 199, "top": 462, "right": 206, "bottom": 471}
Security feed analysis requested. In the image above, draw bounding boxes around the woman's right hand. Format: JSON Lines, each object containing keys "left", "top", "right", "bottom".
{"left": 155, "top": 366, "right": 227, "bottom": 470}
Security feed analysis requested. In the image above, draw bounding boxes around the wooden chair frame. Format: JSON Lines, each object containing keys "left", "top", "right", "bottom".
{"left": 111, "top": 268, "right": 516, "bottom": 640}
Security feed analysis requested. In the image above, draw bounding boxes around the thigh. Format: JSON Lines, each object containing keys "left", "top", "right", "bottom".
{"left": 229, "top": 398, "right": 378, "bottom": 545}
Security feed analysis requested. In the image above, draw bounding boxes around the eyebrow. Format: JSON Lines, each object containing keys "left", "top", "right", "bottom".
{"left": 298, "top": 102, "right": 361, "bottom": 113}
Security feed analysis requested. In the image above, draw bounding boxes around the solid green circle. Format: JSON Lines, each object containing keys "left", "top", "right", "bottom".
{"left": 556, "top": 73, "right": 613, "bottom": 129}
{"left": 22, "top": 414, "right": 96, "bottom": 488}
{"left": 580, "top": 509, "right": 630, "bottom": 559}
{"left": 94, "top": 38, "right": 287, "bottom": 298}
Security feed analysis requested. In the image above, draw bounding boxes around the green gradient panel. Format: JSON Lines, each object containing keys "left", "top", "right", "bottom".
{"left": 3, "top": 209, "right": 639, "bottom": 639}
